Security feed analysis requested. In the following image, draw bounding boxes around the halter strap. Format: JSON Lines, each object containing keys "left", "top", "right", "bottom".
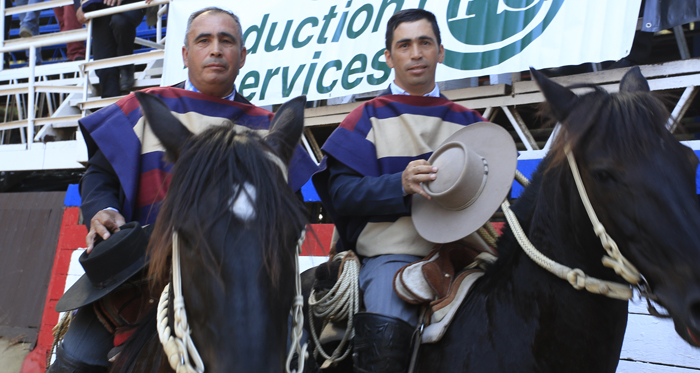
{"left": 564, "top": 146, "right": 641, "bottom": 284}
{"left": 264, "top": 151, "right": 288, "bottom": 181}
{"left": 502, "top": 148, "right": 643, "bottom": 301}
{"left": 502, "top": 199, "right": 634, "bottom": 300}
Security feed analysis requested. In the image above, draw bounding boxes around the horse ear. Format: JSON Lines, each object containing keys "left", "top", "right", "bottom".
{"left": 619, "top": 66, "right": 650, "bottom": 93}
{"left": 266, "top": 95, "right": 307, "bottom": 164}
{"left": 134, "top": 91, "right": 192, "bottom": 162}
{"left": 530, "top": 67, "right": 578, "bottom": 122}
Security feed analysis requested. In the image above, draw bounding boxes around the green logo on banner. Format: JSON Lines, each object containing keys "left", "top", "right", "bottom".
{"left": 443, "top": 0, "right": 565, "bottom": 70}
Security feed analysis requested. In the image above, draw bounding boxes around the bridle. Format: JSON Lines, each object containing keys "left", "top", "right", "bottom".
{"left": 156, "top": 150, "right": 308, "bottom": 373}
{"left": 501, "top": 146, "right": 649, "bottom": 301}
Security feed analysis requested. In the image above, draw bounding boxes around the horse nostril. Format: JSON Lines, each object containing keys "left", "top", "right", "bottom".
{"left": 690, "top": 301, "right": 700, "bottom": 327}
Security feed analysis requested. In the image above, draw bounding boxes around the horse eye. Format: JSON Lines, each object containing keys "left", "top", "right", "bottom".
{"left": 592, "top": 170, "right": 614, "bottom": 184}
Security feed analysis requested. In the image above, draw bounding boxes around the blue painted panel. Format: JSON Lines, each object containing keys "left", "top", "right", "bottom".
{"left": 302, "top": 179, "right": 320, "bottom": 202}
{"left": 64, "top": 184, "right": 81, "bottom": 207}
{"left": 511, "top": 159, "right": 541, "bottom": 198}
{"left": 511, "top": 151, "right": 700, "bottom": 197}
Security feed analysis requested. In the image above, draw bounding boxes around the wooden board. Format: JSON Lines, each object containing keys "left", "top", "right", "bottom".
{"left": 620, "top": 302, "right": 700, "bottom": 371}
{"left": 618, "top": 360, "right": 700, "bottom": 372}
{"left": 0, "top": 192, "right": 65, "bottom": 342}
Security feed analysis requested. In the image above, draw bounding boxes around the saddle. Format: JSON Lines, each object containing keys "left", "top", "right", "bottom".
{"left": 393, "top": 240, "right": 496, "bottom": 343}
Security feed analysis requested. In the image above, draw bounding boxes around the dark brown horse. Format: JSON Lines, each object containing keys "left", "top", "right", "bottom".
{"left": 308, "top": 67, "right": 700, "bottom": 372}
{"left": 111, "top": 93, "right": 309, "bottom": 372}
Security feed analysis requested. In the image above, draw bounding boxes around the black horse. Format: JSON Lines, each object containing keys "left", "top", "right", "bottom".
{"left": 309, "top": 67, "right": 700, "bottom": 372}
{"left": 111, "top": 93, "right": 309, "bottom": 372}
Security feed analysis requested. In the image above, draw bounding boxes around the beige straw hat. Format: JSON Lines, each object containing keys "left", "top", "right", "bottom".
{"left": 412, "top": 122, "right": 517, "bottom": 243}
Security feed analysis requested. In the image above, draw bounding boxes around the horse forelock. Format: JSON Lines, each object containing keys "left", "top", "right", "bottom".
{"left": 147, "top": 124, "right": 307, "bottom": 291}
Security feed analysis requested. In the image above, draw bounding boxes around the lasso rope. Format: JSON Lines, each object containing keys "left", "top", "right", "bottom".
{"left": 477, "top": 224, "right": 499, "bottom": 248}
{"left": 47, "top": 311, "right": 74, "bottom": 369}
{"left": 307, "top": 251, "right": 361, "bottom": 369}
{"left": 501, "top": 151, "right": 641, "bottom": 300}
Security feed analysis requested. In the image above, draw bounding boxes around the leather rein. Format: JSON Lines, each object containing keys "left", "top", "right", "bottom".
{"left": 156, "top": 151, "right": 308, "bottom": 373}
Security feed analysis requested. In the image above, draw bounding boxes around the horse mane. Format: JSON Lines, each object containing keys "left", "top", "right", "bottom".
{"left": 544, "top": 84, "right": 673, "bottom": 169}
{"left": 146, "top": 123, "right": 308, "bottom": 290}
{"left": 486, "top": 84, "right": 674, "bottom": 275}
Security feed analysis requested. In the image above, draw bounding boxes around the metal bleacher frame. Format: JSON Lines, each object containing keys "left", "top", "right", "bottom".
{"left": 0, "top": 2, "right": 699, "bottom": 176}
{"left": 0, "top": 0, "right": 167, "bottom": 171}
{"left": 301, "top": 59, "right": 700, "bottom": 167}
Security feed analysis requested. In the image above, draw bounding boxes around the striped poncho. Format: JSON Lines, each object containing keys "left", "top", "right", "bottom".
{"left": 318, "top": 94, "right": 485, "bottom": 256}
{"left": 80, "top": 86, "right": 316, "bottom": 225}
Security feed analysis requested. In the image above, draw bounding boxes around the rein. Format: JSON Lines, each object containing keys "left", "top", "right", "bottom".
{"left": 156, "top": 150, "right": 307, "bottom": 373}
{"left": 157, "top": 231, "right": 204, "bottom": 373}
{"left": 501, "top": 148, "right": 642, "bottom": 300}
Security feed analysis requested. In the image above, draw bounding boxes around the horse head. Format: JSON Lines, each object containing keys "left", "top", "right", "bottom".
{"left": 135, "top": 92, "right": 308, "bottom": 372}
{"left": 532, "top": 67, "right": 700, "bottom": 347}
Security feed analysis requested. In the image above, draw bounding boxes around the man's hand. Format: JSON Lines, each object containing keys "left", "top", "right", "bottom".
{"left": 402, "top": 160, "right": 438, "bottom": 200}
{"left": 86, "top": 209, "right": 126, "bottom": 253}
{"left": 75, "top": 7, "right": 86, "bottom": 24}
{"left": 103, "top": 0, "right": 122, "bottom": 7}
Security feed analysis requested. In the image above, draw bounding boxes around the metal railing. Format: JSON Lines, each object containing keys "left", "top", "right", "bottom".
{"left": 0, "top": 0, "right": 168, "bottom": 151}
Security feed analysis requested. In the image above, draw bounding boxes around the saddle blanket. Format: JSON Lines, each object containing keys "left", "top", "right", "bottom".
{"left": 422, "top": 269, "right": 483, "bottom": 343}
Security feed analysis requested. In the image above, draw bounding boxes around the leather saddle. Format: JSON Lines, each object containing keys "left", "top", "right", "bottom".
{"left": 393, "top": 241, "right": 496, "bottom": 343}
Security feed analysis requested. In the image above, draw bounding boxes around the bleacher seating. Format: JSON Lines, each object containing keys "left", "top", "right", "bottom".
{"left": 5, "top": 3, "right": 166, "bottom": 67}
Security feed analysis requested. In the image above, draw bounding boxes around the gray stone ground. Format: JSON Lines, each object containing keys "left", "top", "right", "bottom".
{"left": 0, "top": 337, "right": 31, "bottom": 373}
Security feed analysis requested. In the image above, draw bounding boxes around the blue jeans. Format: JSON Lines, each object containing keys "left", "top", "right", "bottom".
{"left": 14, "top": 0, "right": 43, "bottom": 61}
{"left": 14, "top": 0, "right": 42, "bottom": 33}
{"left": 60, "top": 306, "right": 114, "bottom": 367}
{"left": 359, "top": 254, "right": 422, "bottom": 326}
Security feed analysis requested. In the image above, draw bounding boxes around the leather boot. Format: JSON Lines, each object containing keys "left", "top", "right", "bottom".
{"left": 352, "top": 312, "right": 414, "bottom": 373}
{"left": 119, "top": 65, "right": 135, "bottom": 92}
{"left": 46, "top": 345, "right": 108, "bottom": 373}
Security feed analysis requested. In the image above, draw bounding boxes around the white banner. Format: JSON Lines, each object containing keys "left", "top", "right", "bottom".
{"left": 163, "top": 0, "right": 642, "bottom": 106}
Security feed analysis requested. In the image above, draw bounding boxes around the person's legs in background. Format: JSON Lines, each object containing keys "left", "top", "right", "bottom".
{"left": 91, "top": 14, "right": 120, "bottom": 97}
{"left": 53, "top": 4, "right": 85, "bottom": 61}
{"left": 16, "top": 0, "right": 41, "bottom": 37}
{"left": 15, "top": 0, "right": 43, "bottom": 62}
{"left": 110, "top": 9, "right": 142, "bottom": 92}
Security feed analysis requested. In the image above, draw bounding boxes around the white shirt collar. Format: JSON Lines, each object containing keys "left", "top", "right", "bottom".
{"left": 389, "top": 81, "right": 440, "bottom": 98}
{"left": 184, "top": 78, "right": 237, "bottom": 101}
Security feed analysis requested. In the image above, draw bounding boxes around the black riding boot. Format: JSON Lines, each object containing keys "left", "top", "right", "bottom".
{"left": 352, "top": 312, "right": 414, "bottom": 373}
{"left": 119, "top": 64, "right": 135, "bottom": 92}
{"left": 46, "top": 345, "right": 108, "bottom": 373}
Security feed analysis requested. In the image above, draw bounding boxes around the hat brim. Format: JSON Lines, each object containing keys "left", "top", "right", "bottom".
{"left": 55, "top": 254, "right": 147, "bottom": 312}
{"left": 412, "top": 122, "right": 517, "bottom": 243}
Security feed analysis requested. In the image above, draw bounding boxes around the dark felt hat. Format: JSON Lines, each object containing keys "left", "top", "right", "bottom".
{"left": 55, "top": 222, "right": 152, "bottom": 312}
